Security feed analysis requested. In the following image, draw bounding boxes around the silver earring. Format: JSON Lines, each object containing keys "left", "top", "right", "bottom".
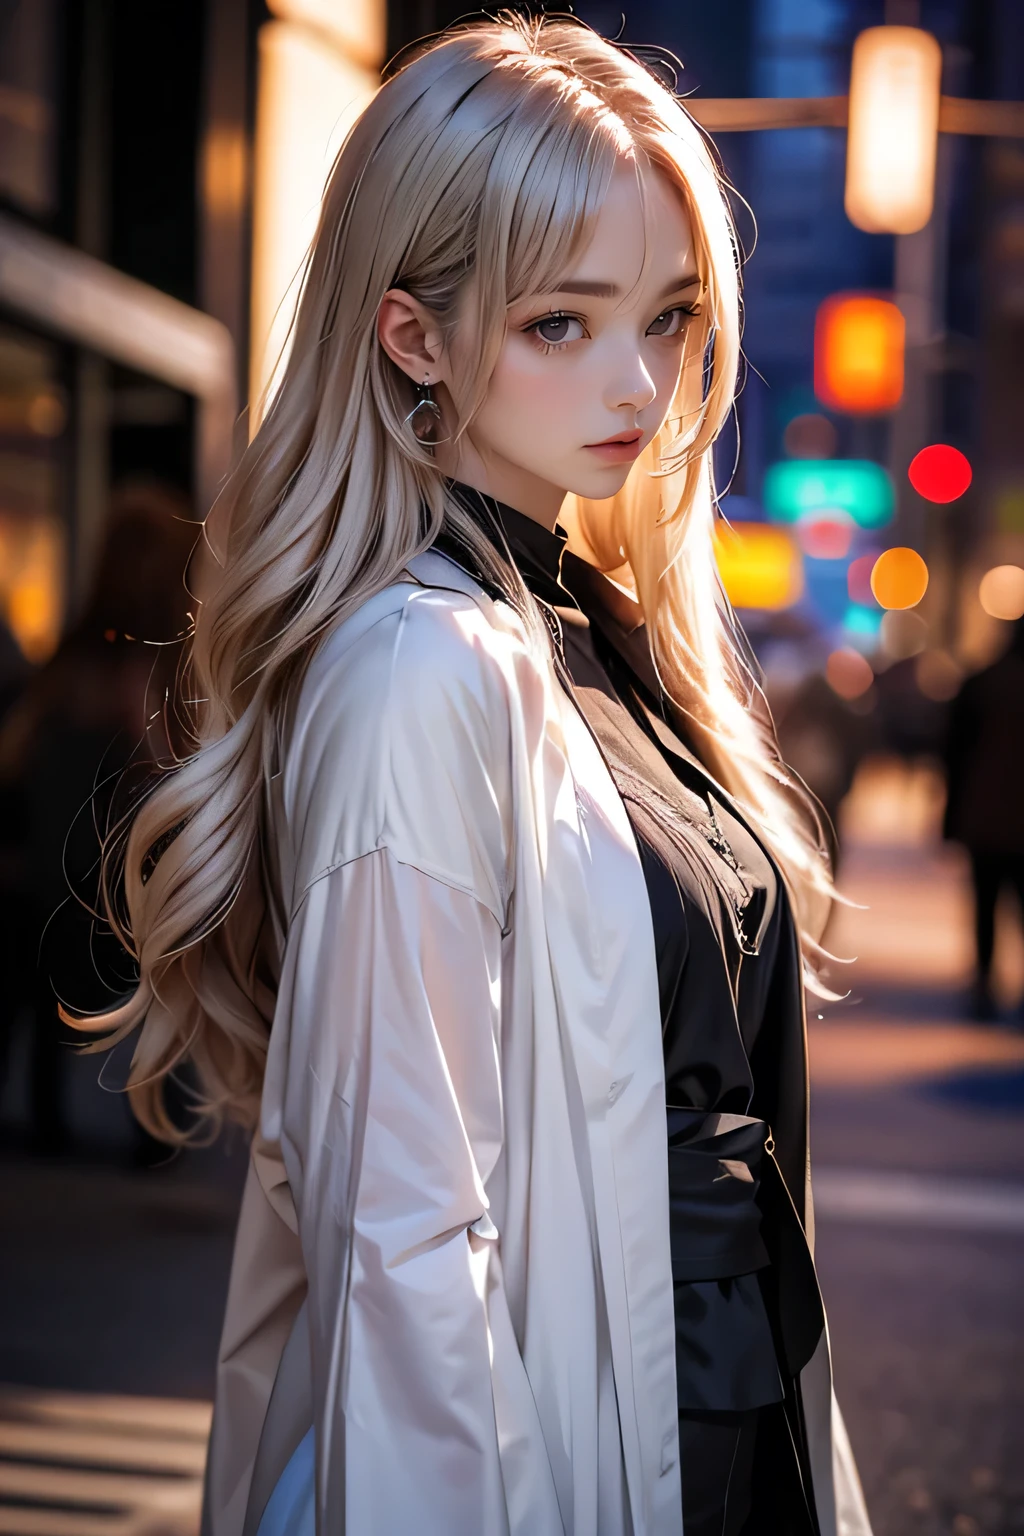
{"left": 405, "top": 377, "right": 443, "bottom": 446}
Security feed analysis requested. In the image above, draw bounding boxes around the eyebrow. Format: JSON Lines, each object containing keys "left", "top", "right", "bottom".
{"left": 548, "top": 273, "right": 703, "bottom": 301}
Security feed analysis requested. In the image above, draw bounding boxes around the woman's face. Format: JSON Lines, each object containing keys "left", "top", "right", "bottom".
{"left": 446, "top": 157, "right": 703, "bottom": 526}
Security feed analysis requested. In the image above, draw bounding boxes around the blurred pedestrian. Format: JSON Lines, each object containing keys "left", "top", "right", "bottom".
{"left": 872, "top": 654, "right": 950, "bottom": 760}
{"left": 943, "top": 618, "right": 1024, "bottom": 1021}
{"left": 772, "top": 669, "right": 879, "bottom": 850}
{"left": 0, "top": 480, "right": 198, "bottom": 1154}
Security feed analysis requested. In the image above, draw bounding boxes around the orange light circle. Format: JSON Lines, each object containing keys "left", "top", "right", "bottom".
{"left": 978, "top": 565, "right": 1024, "bottom": 621}
{"left": 870, "top": 547, "right": 929, "bottom": 610}
{"left": 826, "top": 647, "right": 874, "bottom": 700}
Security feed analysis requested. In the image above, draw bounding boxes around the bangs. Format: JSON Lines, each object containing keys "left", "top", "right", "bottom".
{"left": 500, "top": 82, "right": 632, "bottom": 307}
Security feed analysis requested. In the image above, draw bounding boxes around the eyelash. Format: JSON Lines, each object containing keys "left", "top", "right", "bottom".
{"left": 523, "top": 306, "right": 700, "bottom": 354}
{"left": 524, "top": 312, "right": 586, "bottom": 355}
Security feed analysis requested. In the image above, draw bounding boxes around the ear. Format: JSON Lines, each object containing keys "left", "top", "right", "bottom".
{"left": 377, "top": 289, "right": 446, "bottom": 387}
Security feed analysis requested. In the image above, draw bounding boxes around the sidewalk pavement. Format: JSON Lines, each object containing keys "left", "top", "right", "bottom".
{"left": 808, "top": 760, "right": 1024, "bottom": 1536}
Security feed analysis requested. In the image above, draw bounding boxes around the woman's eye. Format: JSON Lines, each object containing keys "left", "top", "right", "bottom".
{"left": 646, "top": 307, "right": 691, "bottom": 338}
{"left": 530, "top": 313, "right": 585, "bottom": 347}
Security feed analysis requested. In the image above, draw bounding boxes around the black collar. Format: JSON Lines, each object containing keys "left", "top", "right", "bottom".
{"left": 444, "top": 480, "right": 567, "bottom": 609}
{"left": 438, "top": 480, "right": 712, "bottom": 778}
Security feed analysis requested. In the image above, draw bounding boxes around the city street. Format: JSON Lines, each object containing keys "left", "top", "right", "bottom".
{"left": 0, "top": 760, "right": 1022, "bottom": 1533}
{"left": 0, "top": 2, "right": 1020, "bottom": 1532}
{"left": 811, "top": 760, "right": 1024, "bottom": 1536}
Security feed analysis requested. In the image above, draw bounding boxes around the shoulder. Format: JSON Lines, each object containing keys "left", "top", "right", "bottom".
{"left": 297, "top": 556, "right": 525, "bottom": 749}
{"left": 308, "top": 545, "right": 525, "bottom": 674}
{"left": 282, "top": 555, "right": 528, "bottom": 922}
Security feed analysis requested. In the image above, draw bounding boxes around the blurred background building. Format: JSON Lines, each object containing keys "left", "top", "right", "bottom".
{"left": 1, "top": 0, "right": 1022, "bottom": 807}
{"left": 0, "top": 2, "right": 1022, "bottom": 1533}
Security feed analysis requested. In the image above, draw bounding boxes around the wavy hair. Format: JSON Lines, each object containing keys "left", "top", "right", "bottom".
{"left": 71, "top": 13, "right": 832, "bottom": 1140}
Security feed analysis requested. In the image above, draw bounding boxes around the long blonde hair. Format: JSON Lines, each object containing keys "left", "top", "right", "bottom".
{"left": 75, "top": 13, "right": 831, "bottom": 1140}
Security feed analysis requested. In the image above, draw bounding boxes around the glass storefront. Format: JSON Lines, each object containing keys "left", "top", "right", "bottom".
{"left": 0, "top": 324, "right": 67, "bottom": 664}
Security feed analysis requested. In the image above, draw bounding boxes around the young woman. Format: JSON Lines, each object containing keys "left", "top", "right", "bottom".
{"left": 85, "top": 15, "right": 872, "bottom": 1535}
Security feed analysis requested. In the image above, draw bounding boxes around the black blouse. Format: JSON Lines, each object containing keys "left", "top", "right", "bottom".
{"left": 441, "top": 484, "right": 788, "bottom": 1412}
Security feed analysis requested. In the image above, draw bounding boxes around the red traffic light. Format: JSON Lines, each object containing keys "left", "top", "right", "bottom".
{"left": 908, "top": 444, "right": 972, "bottom": 503}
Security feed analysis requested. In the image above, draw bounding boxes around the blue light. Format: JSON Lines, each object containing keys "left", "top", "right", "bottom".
{"left": 843, "top": 603, "right": 883, "bottom": 650}
{"left": 803, "top": 555, "right": 851, "bottom": 626}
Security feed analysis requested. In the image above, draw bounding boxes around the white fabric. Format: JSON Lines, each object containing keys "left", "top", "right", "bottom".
{"left": 261, "top": 559, "right": 674, "bottom": 1534}
{"left": 255, "top": 848, "right": 626, "bottom": 1534}
{"left": 832, "top": 1396, "right": 874, "bottom": 1536}
{"left": 203, "top": 549, "right": 869, "bottom": 1536}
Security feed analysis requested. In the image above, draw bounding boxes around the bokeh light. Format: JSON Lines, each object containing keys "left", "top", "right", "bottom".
{"left": 0, "top": 515, "right": 66, "bottom": 663}
{"left": 915, "top": 649, "right": 963, "bottom": 701}
{"left": 784, "top": 412, "right": 839, "bottom": 460}
{"left": 797, "top": 513, "right": 854, "bottom": 560}
{"left": 26, "top": 390, "right": 67, "bottom": 437}
{"left": 843, "top": 603, "right": 883, "bottom": 650}
{"left": 803, "top": 556, "right": 852, "bottom": 627}
{"left": 826, "top": 647, "right": 875, "bottom": 700}
{"left": 907, "top": 444, "right": 972, "bottom": 503}
{"left": 713, "top": 524, "right": 803, "bottom": 611}
{"left": 847, "top": 551, "right": 880, "bottom": 606}
{"left": 870, "top": 547, "right": 929, "bottom": 609}
{"left": 881, "top": 608, "right": 928, "bottom": 660}
{"left": 764, "top": 460, "right": 895, "bottom": 529}
{"left": 844, "top": 25, "right": 942, "bottom": 235}
{"left": 978, "top": 564, "right": 1024, "bottom": 621}
{"left": 251, "top": 21, "right": 377, "bottom": 416}
{"left": 814, "top": 294, "right": 905, "bottom": 414}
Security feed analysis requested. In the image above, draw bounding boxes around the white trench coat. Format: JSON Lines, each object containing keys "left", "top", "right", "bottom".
{"left": 201, "top": 550, "right": 872, "bottom": 1536}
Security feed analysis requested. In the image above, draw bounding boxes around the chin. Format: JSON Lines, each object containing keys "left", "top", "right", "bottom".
{"left": 564, "top": 464, "right": 636, "bottom": 502}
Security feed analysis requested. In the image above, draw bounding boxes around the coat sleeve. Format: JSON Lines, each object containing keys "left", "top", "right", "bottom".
{"left": 274, "top": 844, "right": 524, "bottom": 1533}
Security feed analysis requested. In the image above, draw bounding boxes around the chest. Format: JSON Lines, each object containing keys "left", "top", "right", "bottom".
{"left": 541, "top": 690, "right": 662, "bottom": 1065}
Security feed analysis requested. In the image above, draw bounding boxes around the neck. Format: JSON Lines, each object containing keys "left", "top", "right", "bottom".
{"left": 434, "top": 441, "right": 565, "bottom": 531}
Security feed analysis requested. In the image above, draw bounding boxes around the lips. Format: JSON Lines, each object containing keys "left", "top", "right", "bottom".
{"left": 587, "top": 429, "right": 643, "bottom": 448}
{"left": 584, "top": 429, "right": 645, "bottom": 464}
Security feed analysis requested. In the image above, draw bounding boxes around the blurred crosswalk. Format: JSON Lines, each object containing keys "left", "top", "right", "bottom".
{"left": 0, "top": 1388, "right": 210, "bottom": 1536}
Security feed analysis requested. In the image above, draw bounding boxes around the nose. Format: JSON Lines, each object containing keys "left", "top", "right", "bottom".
{"left": 605, "top": 351, "right": 657, "bottom": 416}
